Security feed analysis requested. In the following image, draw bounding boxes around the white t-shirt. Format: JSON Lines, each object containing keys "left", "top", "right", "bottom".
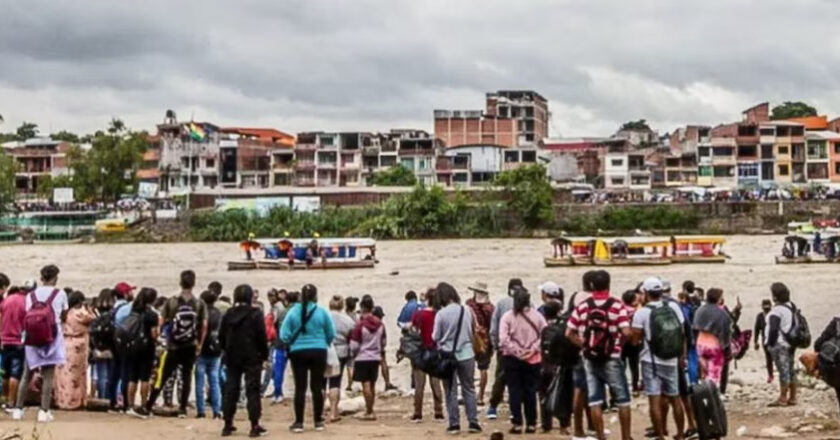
{"left": 25, "top": 286, "right": 69, "bottom": 325}
{"left": 765, "top": 303, "right": 794, "bottom": 348}
{"left": 631, "top": 300, "right": 685, "bottom": 367}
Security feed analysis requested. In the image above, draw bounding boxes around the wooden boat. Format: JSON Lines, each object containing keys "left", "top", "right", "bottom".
{"left": 775, "top": 232, "right": 840, "bottom": 264}
{"left": 775, "top": 255, "right": 840, "bottom": 264}
{"left": 227, "top": 237, "right": 377, "bottom": 271}
{"left": 669, "top": 236, "right": 728, "bottom": 263}
{"left": 545, "top": 237, "right": 672, "bottom": 267}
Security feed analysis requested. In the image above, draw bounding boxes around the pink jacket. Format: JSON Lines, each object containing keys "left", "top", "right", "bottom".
{"left": 499, "top": 308, "right": 547, "bottom": 364}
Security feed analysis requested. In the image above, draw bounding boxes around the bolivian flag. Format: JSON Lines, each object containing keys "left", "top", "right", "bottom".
{"left": 188, "top": 123, "right": 206, "bottom": 141}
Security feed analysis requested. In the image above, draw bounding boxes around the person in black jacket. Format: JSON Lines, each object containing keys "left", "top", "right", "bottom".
{"left": 814, "top": 316, "right": 840, "bottom": 413}
{"left": 220, "top": 284, "right": 269, "bottom": 437}
{"left": 753, "top": 299, "right": 773, "bottom": 383}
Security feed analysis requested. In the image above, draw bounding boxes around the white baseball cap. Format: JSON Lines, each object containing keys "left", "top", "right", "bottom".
{"left": 641, "top": 277, "right": 664, "bottom": 293}
{"left": 538, "top": 281, "right": 562, "bottom": 298}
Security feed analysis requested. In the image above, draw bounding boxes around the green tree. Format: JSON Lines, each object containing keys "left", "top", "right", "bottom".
{"left": 51, "top": 130, "right": 81, "bottom": 143}
{"left": 370, "top": 165, "right": 417, "bottom": 186}
{"left": 0, "top": 151, "right": 18, "bottom": 213}
{"left": 494, "top": 164, "right": 555, "bottom": 229}
{"left": 771, "top": 101, "right": 818, "bottom": 120}
{"left": 15, "top": 122, "right": 38, "bottom": 140}
{"left": 620, "top": 119, "right": 651, "bottom": 131}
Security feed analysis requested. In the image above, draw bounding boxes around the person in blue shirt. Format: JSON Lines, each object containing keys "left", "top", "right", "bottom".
{"left": 397, "top": 290, "right": 424, "bottom": 330}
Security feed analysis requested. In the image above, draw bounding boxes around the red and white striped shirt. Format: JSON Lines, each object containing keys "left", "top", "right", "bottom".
{"left": 567, "top": 291, "right": 630, "bottom": 359}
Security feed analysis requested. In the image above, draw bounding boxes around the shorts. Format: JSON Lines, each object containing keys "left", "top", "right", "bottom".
{"left": 126, "top": 351, "right": 155, "bottom": 382}
{"left": 583, "top": 358, "right": 630, "bottom": 407}
{"left": 475, "top": 349, "right": 493, "bottom": 371}
{"left": 353, "top": 360, "right": 380, "bottom": 383}
{"left": 641, "top": 361, "right": 679, "bottom": 397}
{"left": 327, "top": 357, "right": 349, "bottom": 389}
{"left": 572, "top": 360, "right": 587, "bottom": 390}
{"left": 769, "top": 345, "right": 796, "bottom": 385}
{"left": 1, "top": 346, "right": 24, "bottom": 380}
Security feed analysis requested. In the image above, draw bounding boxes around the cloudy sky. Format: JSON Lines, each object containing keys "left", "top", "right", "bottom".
{"left": 2, "top": 0, "right": 839, "bottom": 138}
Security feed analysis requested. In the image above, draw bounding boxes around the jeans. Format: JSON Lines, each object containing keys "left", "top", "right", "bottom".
{"left": 93, "top": 359, "right": 112, "bottom": 399}
{"left": 223, "top": 363, "right": 262, "bottom": 427}
{"left": 583, "top": 358, "right": 631, "bottom": 407}
{"left": 260, "top": 349, "right": 274, "bottom": 395}
{"left": 504, "top": 356, "right": 540, "bottom": 427}
{"left": 288, "top": 349, "right": 327, "bottom": 425}
{"left": 272, "top": 348, "right": 288, "bottom": 398}
{"left": 195, "top": 355, "right": 222, "bottom": 416}
{"left": 443, "top": 357, "right": 479, "bottom": 428}
{"left": 108, "top": 352, "right": 126, "bottom": 408}
{"left": 641, "top": 361, "right": 679, "bottom": 397}
{"left": 146, "top": 346, "right": 197, "bottom": 412}
{"left": 769, "top": 344, "right": 796, "bottom": 386}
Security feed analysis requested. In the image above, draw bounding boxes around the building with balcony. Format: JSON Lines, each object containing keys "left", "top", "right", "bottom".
{"left": 4, "top": 138, "right": 71, "bottom": 195}
{"left": 433, "top": 110, "right": 518, "bottom": 148}
{"left": 540, "top": 137, "right": 607, "bottom": 183}
{"left": 435, "top": 144, "right": 545, "bottom": 186}
{"left": 294, "top": 132, "right": 366, "bottom": 187}
{"left": 805, "top": 131, "right": 840, "bottom": 183}
{"left": 698, "top": 124, "right": 737, "bottom": 188}
{"left": 485, "top": 90, "right": 549, "bottom": 146}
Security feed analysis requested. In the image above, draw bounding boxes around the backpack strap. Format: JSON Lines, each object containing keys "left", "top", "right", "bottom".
{"left": 46, "top": 288, "right": 60, "bottom": 306}
{"left": 451, "top": 306, "right": 465, "bottom": 355}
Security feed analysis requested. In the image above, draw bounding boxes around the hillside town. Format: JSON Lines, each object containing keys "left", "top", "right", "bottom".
{"left": 3, "top": 92, "right": 840, "bottom": 203}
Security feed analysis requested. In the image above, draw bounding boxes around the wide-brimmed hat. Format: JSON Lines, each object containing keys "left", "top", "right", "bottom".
{"left": 468, "top": 281, "right": 489, "bottom": 294}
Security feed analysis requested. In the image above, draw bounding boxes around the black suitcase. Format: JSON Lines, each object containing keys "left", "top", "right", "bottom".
{"left": 691, "top": 380, "right": 728, "bottom": 440}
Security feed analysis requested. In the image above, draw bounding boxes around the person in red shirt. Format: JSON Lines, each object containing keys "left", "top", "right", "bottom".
{"left": 409, "top": 288, "right": 443, "bottom": 422}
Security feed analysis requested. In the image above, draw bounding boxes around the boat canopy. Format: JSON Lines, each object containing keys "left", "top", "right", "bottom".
{"left": 255, "top": 237, "right": 376, "bottom": 248}
{"left": 672, "top": 235, "right": 726, "bottom": 245}
{"left": 553, "top": 236, "right": 671, "bottom": 248}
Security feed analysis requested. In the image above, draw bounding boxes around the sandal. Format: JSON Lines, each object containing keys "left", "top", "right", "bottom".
{"left": 767, "top": 400, "right": 788, "bottom": 407}
{"left": 330, "top": 417, "right": 342, "bottom": 423}
{"left": 786, "top": 400, "right": 798, "bottom": 407}
{"left": 358, "top": 413, "right": 377, "bottom": 421}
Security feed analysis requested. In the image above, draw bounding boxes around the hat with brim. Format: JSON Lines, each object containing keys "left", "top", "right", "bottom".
{"left": 468, "top": 281, "right": 489, "bottom": 294}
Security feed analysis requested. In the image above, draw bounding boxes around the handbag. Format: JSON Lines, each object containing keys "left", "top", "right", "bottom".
{"left": 422, "top": 306, "right": 466, "bottom": 379}
{"left": 325, "top": 344, "right": 341, "bottom": 378}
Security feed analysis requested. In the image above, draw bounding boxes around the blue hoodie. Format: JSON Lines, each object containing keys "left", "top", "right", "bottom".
{"left": 279, "top": 302, "right": 335, "bottom": 353}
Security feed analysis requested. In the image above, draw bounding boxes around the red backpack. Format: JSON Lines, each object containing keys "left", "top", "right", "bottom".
{"left": 582, "top": 297, "right": 617, "bottom": 362}
{"left": 24, "top": 289, "right": 60, "bottom": 347}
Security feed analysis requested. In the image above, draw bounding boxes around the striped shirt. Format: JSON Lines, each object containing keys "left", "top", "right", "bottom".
{"left": 567, "top": 291, "right": 630, "bottom": 359}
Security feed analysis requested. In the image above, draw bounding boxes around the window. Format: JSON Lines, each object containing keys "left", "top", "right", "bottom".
{"left": 400, "top": 158, "right": 415, "bottom": 170}
{"left": 761, "top": 162, "right": 774, "bottom": 180}
{"left": 205, "top": 158, "right": 215, "bottom": 169}
{"left": 737, "top": 164, "right": 759, "bottom": 178}
{"left": 737, "top": 145, "right": 757, "bottom": 158}
{"left": 699, "top": 166, "right": 712, "bottom": 177}
{"left": 698, "top": 147, "right": 711, "bottom": 157}
{"left": 778, "top": 164, "right": 790, "bottom": 176}
{"left": 504, "top": 151, "right": 519, "bottom": 163}
{"left": 807, "top": 141, "right": 828, "bottom": 160}
{"left": 835, "top": 162, "right": 840, "bottom": 175}
{"left": 759, "top": 128, "right": 775, "bottom": 136}
{"left": 760, "top": 145, "right": 774, "bottom": 159}
{"left": 713, "top": 147, "right": 733, "bottom": 157}
{"left": 611, "top": 159, "right": 624, "bottom": 167}
{"left": 778, "top": 146, "right": 789, "bottom": 155}
{"left": 807, "top": 163, "right": 829, "bottom": 179}
{"left": 713, "top": 166, "right": 734, "bottom": 177}
{"left": 522, "top": 151, "right": 537, "bottom": 162}
{"left": 835, "top": 144, "right": 840, "bottom": 155}
{"left": 610, "top": 177, "right": 625, "bottom": 185}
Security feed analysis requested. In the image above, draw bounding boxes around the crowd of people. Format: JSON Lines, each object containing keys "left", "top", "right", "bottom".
{"left": 0, "top": 265, "right": 838, "bottom": 440}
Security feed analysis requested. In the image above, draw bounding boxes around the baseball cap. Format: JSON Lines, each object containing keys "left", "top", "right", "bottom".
{"left": 23, "top": 279, "right": 37, "bottom": 291}
{"left": 538, "top": 281, "right": 562, "bottom": 299}
{"left": 641, "top": 277, "right": 664, "bottom": 293}
{"left": 113, "top": 282, "right": 136, "bottom": 298}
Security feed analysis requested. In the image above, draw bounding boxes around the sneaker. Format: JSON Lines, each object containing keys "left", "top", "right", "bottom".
{"left": 37, "top": 409, "right": 53, "bottom": 423}
{"left": 510, "top": 426, "right": 523, "bottom": 434}
{"left": 213, "top": 413, "right": 222, "bottom": 420}
{"left": 572, "top": 437, "right": 598, "bottom": 440}
{"left": 11, "top": 408, "right": 24, "bottom": 421}
{"left": 249, "top": 425, "right": 268, "bottom": 438}
{"left": 468, "top": 423, "right": 483, "bottom": 433}
{"left": 447, "top": 425, "right": 461, "bottom": 435}
{"left": 589, "top": 429, "right": 612, "bottom": 437}
{"left": 271, "top": 396, "right": 285, "bottom": 405}
{"left": 486, "top": 407, "right": 498, "bottom": 420}
{"left": 314, "top": 421, "right": 326, "bottom": 432}
{"left": 684, "top": 429, "right": 699, "bottom": 440}
{"left": 222, "top": 426, "right": 236, "bottom": 437}
{"left": 411, "top": 414, "right": 423, "bottom": 423}
{"left": 126, "top": 408, "right": 148, "bottom": 420}
{"left": 525, "top": 426, "right": 537, "bottom": 434}
{"left": 196, "top": 413, "right": 206, "bottom": 419}
{"left": 434, "top": 413, "right": 445, "bottom": 421}
{"left": 178, "top": 409, "right": 188, "bottom": 419}
{"left": 385, "top": 383, "right": 398, "bottom": 391}
{"left": 289, "top": 422, "right": 304, "bottom": 433}
{"left": 107, "top": 406, "right": 125, "bottom": 414}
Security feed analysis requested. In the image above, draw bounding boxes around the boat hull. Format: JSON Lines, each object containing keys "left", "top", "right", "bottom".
{"left": 544, "top": 256, "right": 672, "bottom": 267}
{"left": 775, "top": 255, "right": 840, "bottom": 264}
{"left": 670, "top": 255, "right": 728, "bottom": 264}
{"left": 228, "top": 259, "right": 376, "bottom": 271}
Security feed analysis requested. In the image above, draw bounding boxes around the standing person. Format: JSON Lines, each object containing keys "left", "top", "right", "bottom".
{"left": 108, "top": 282, "right": 136, "bottom": 412}
{"left": 487, "top": 278, "right": 524, "bottom": 420}
{"left": 466, "top": 282, "right": 495, "bottom": 407}
{"left": 344, "top": 296, "right": 360, "bottom": 392}
{"left": 327, "top": 295, "right": 355, "bottom": 422}
{"left": 565, "top": 270, "right": 633, "bottom": 440}
{"left": 12, "top": 264, "right": 69, "bottom": 423}
{"left": 754, "top": 299, "right": 774, "bottom": 383}
{"left": 372, "top": 306, "right": 397, "bottom": 391}
{"left": 123, "top": 288, "right": 159, "bottom": 418}
{"left": 350, "top": 296, "right": 386, "bottom": 420}
{"left": 537, "top": 301, "right": 567, "bottom": 434}
{"left": 765, "top": 282, "right": 798, "bottom": 407}
{"left": 537, "top": 281, "right": 564, "bottom": 317}
{"left": 629, "top": 278, "right": 686, "bottom": 440}
{"left": 434, "top": 282, "right": 482, "bottom": 435}
{"left": 54, "top": 290, "right": 96, "bottom": 410}
{"left": 569, "top": 271, "right": 598, "bottom": 440}
{"left": 143, "top": 270, "right": 208, "bottom": 418}
{"left": 195, "top": 290, "right": 223, "bottom": 419}
{"left": 280, "top": 284, "right": 335, "bottom": 433}
{"left": 500, "top": 287, "right": 548, "bottom": 434}
{"left": 692, "top": 288, "right": 732, "bottom": 387}
{"left": 1, "top": 286, "right": 27, "bottom": 408}
{"left": 220, "top": 285, "right": 269, "bottom": 437}
{"left": 621, "top": 290, "right": 642, "bottom": 396}
{"left": 89, "top": 288, "right": 116, "bottom": 401}
{"left": 397, "top": 291, "right": 423, "bottom": 330}
{"left": 410, "top": 289, "right": 444, "bottom": 422}
{"left": 271, "top": 290, "right": 297, "bottom": 404}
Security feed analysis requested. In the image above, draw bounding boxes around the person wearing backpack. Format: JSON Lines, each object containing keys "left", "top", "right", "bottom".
{"left": 118, "top": 288, "right": 159, "bottom": 418}
{"left": 194, "top": 290, "right": 223, "bottom": 419}
{"left": 433, "top": 282, "right": 482, "bottom": 435}
{"left": 465, "top": 281, "right": 494, "bottom": 407}
{"left": 765, "top": 282, "right": 801, "bottom": 407}
{"left": 219, "top": 284, "right": 269, "bottom": 437}
{"left": 107, "top": 281, "right": 136, "bottom": 412}
{"left": 500, "top": 287, "right": 548, "bottom": 434}
{"left": 12, "top": 264, "right": 68, "bottom": 423}
{"left": 814, "top": 313, "right": 840, "bottom": 414}
{"left": 89, "top": 288, "right": 116, "bottom": 401}
{"left": 629, "top": 278, "right": 686, "bottom": 440}
{"left": 565, "top": 270, "right": 632, "bottom": 440}
{"left": 409, "top": 288, "right": 445, "bottom": 423}
{"left": 142, "top": 270, "right": 208, "bottom": 418}
{"left": 279, "top": 284, "right": 335, "bottom": 433}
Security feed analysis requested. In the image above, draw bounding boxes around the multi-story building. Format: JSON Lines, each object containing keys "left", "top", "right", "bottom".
{"left": 435, "top": 144, "right": 545, "bottom": 186}
{"left": 601, "top": 139, "right": 651, "bottom": 190}
{"left": 540, "top": 137, "right": 606, "bottom": 183}
{"left": 4, "top": 138, "right": 70, "bottom": 195}
{"left": 699, "top": 124, "right": 737, "bottom": 188}
{"left": 220, "top": 128, "right": 295, "bottom": 188}
{"left": 392, "top": 130, "right": 439, "bottom": 186}
{"left": 294, "top": 132, "right": 365, "bottom": 187}
{"left": 485, "top": 90, "right": 549, "bottom": 146}
{"left": 433, "top": 110, "right": 518, "bottom": 148}
{"left": 805, "top": 131, "right": 836, "bottom": 183}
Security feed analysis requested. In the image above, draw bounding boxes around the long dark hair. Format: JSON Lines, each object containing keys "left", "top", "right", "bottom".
{"left": 513, "top": 288, "right": 530, "bottom": 314}
{"left": 435, "top": 282, "right": 460, "bottom": 307}
{"left": 96, "top": 288, "right": 115, "bottom": 313}
{"left": 133, "top": 287, "right": 158, "bottom": 312}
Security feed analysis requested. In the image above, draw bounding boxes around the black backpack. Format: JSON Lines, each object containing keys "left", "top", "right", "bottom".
{"left": 170, "top": 297, "right": 199, "bottom": 346}
{"left": 90, "top": 309, "right": 118, "bottom": 351}
{"left": 541, "top": 310, "right": 579, "bottom": 366}
{"left": 202, "top": 307, "right": 223, "bottom": 356}
{"left": 114, "top": 311, "right": 149, "bottom": 356}
{"left": 818, "top": 320, "right": 840, "bottom": 388}
{"left": 784, "top": 303, "right": 811, "bottom": 349}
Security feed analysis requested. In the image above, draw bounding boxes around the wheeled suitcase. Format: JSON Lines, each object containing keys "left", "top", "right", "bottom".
{"left": 691, "top": 380, "right": 728, "bottom": 440}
